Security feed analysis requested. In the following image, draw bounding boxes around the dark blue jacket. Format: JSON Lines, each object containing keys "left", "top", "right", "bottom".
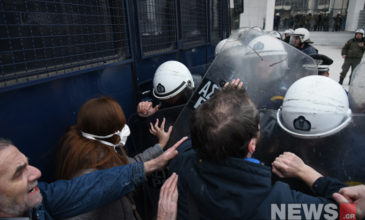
{"left": 300, "top": 44, "right": 318, "bottom": 55}
{"left": 31, "top": 163, "right": 145, "bottom": 220}
{"left": 170, "top": 141, "right": 345, "bottom": 220}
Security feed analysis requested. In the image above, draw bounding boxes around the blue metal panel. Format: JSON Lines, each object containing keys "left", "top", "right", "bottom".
{"left": 0, "top": 0, "right": 229, "bottom": 184}
{"left": 206, "top": 44, "right": 216, "bottom": 63}
{"left": 0, "top": 64, "right": 136, "bottom": 181}
{"left": 180, "top": 46, "right": 208, "bottom": 74}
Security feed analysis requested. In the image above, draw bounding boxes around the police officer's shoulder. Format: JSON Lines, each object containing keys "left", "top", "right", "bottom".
{"left": 310, "top": 54, "right": 333, "bottom": 74}
{"left": 310, "top": 54, "right": 333, "bottom": 66}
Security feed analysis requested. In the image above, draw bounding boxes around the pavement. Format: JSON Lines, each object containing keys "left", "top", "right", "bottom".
{"left": 309, "top": 31, "right": 359, "bottom": 91}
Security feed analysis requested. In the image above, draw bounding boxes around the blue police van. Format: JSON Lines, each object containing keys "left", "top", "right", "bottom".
{"left": 0, "top": 0, "right": 243, "bottom": 181}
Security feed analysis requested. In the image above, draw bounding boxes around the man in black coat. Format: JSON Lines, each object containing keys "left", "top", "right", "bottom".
{"left": 170, "top": 85, "right": 345, "bottom": 219}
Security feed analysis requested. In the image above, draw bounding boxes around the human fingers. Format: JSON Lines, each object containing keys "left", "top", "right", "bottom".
{"left": 150, "top": 122, "right": 157, "bottom": 134}
{"left": 168, "top": 136, "right": 188, "bottom": 152}
{"left": 339, "top": 185, "right": 365, "bottom": 201}
{"left": 333, "top": 192, "right": 352, "bottom": 204}
{"left": 137, "top": 102, "right": 146, "bottom": 113}
{"left": 168, "top": 173, "right": 179, "bottom": 200}
{"left": 238, "top": 81, "right": 244, "bottom": 89}
{"left": 165, "top": 173, "right": 178, "bottom": 194}
{"left": 167, "top": 126, "right": 173, "bottom": 136}
{"left": 155, "top": 118, "right": 160, "bottom": 129}
{"left": 161, "top": 117, "right": 166, "bottom": 131}
{"left": 272, "top": 166, "right": 284, "bottom": 178}
{"left": 160, "top": 173, "right": 176, "bottom": 199}
{"left": 272, "top": 158, "right": 288, "bottom": 171}
{"left": 231, "top": 79, "right": 240, "bottom": 86}
{"left": 152, "top": 104, "right": 160, "bottom": 114}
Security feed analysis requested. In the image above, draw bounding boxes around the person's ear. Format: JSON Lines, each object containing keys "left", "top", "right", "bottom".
{"left": 248, "top": 138, "right": 257, "bottom": 154}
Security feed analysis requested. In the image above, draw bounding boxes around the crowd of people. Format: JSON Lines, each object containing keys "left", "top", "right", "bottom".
{"left": 274, "top": 26, "right": 364, "bottom": 84}
{"left": 274, "top": 12, "right": 346, "bottom": 32}
{"left": 1, "top": 26, "right": 365, "bottom": 220}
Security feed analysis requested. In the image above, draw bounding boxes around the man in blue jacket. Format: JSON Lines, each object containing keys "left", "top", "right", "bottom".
{"left": 0, "top": 137, "right": 186, "bottom": 219}
{"left": 170, "top": 85, "right": 345, "bottom": 219}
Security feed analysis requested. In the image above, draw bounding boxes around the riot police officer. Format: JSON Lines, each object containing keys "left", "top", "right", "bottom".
{"left": 290, "top": 28, "right": 318, "bottom": 55}
{"left": 339, "top": 28, "right": 365, "bottom": 85}
{"left": 137, "top": 61, "right": 196, "bottom": 117}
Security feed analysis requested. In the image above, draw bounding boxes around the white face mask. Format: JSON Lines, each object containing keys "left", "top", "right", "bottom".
{"left": 80, "top": 124, "right": 131, "bottom": 151}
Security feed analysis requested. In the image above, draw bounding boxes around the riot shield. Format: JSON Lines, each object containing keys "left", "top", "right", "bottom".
{"left": 167, "top": 29, "right": 317, "bottom": 147}
{"left": 349, "top": 61, "right": 365, "bottom": 113}
{"left": 126, "top": 104, "right": 184, "bottom": 156}
{"left": 256, "top": 109, "right": 365, "bottom": 186}
{"left": 126, "top": 104, "right": 184, "bottom": 220}
{"left": 255, "top": 70, "right": 365, "bottom": 189}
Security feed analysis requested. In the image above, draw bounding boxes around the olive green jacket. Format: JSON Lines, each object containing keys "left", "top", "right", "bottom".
{"left": 342, "top": 38, "right": 365, "bottom": 59}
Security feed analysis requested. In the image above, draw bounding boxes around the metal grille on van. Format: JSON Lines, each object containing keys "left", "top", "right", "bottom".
{"left": 0, "top": 0, "right": 130, "bottom": 88}
{"left": 181, "top": 0, "right": 207, "bottom": 47}
{"left": 137, "top": 0, "right": 177, "bottom": 56}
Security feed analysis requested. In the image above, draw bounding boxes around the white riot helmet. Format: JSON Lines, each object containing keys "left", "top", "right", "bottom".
{"left": 269, "top": 31, "right": 282, "bottom": 40}
{"left": 248, "top": 35, "right": 287, "bottom": 57}
{"left": 277, "top": 75, "right": 352, "bottom": 139}
{"left": 215, "top": 38, "right": 243, "bottom": 56}
{"left": 250, "top": 26, "right": 264, "bottom": 33}
{"left": 284, "top": 29, "right": 294, "bottom": 35}
{"left": 355, "top": 28, "right": 364, "bottom": 35}
{"left": 291, "top": 28, "right": 312, "bottom": 43}
{"left": 248, "top": 35, "right": 287, "bottom": 56}
{"left": 247, "top": 35, "right": 288, "bottom": 80}
{"left": 153, "top": 61, "right": 194, "bottom": 100}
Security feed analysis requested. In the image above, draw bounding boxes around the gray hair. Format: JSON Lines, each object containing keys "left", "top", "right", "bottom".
{"left": 0, "top": 138, "right": 13, "bottom": 150}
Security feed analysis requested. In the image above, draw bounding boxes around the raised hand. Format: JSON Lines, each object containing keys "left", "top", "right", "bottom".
{"left": 137, "top": 101, "right": 159, "bottom": 117}
{"left": 150, "top": 118, "right": 173, "bottom": 149}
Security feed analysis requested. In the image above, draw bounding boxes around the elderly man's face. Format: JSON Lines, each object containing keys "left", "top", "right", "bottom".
{"left": 0, "top": 146, "right": 42, "bottom": 216}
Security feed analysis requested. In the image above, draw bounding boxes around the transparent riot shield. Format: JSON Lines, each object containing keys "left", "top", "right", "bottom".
{"left": 256, "top": 66, "right": 365, "bottom": 188}
{"left": 256, "top": 109, "right": 365, "bottom": 186}
{"left": 126, "top": 104, "right": 184, "bottom": 156}
{"left": 126, "top": 104, "right": 184, "bottom": 220}
{"left": 167, "top": 29, "right": 317, "bottom": 147}
{"left": 349, "top": 61, "right": 365, "bottom": 113}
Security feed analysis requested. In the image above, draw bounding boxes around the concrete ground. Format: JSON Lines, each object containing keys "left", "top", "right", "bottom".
{"left": 309, "top": 31, "right": 360, "bottom": 91}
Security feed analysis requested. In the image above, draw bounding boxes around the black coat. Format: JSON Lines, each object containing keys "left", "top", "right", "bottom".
{"left": 170, "top": 140, "right": 346, "bottom": 220}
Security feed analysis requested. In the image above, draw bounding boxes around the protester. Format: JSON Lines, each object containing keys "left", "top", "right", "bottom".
{"left": 157, "top": 173, "right": 179, "bottom": 220}
{"left": 333, "top": 185, "right": 365, "bottom": 219}
{"left": 170, "top": 83, "right": 345, "bottom": 219}
{"left": 0, "top": 137, "right": 186, "bottom": 219}
{"left": 56, "top": 97, "right": 173, "bottom": 219}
